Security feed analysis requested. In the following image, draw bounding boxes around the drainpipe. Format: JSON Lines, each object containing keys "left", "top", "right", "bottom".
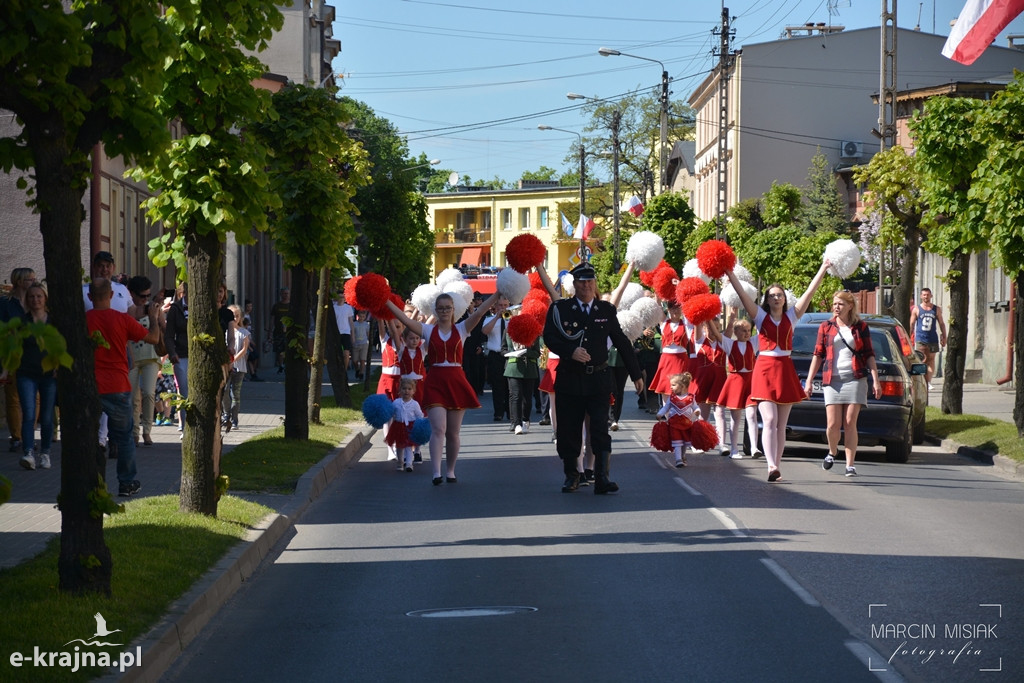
{"left": 997, "top": 280, "right": 1016, "bottom": 385}
{"left": 90, "top": 144, "right": 102, "bottom": 255}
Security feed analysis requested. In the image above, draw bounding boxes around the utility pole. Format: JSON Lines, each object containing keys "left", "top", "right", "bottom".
{"left": 878, "top": 0, "right": 898, "bottom": 313}
{"left": 611, "top": 109, "right": 622, "bottom": 272}
{"left": 712, "top": 7, "right": 735, "bottom": 239}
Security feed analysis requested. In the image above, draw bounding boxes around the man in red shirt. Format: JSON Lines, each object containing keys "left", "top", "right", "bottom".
{"left": 86, "top": 278, "right": 160, "bottom": 496}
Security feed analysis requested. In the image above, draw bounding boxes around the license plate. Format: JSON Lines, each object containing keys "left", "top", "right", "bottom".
{"left": 811, "top": 380, "right": 822, "bottom": 394}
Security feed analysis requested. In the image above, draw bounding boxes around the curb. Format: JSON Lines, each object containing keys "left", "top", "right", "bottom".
{"left": 107, "top": 424, "right": 376, "bottom": 683}
{"left": 923, "top": 432, "right": 1024, "bottom": 482}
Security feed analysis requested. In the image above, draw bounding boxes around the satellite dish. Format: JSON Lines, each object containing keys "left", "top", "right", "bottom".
{"left": 448, "top": 171, "right": 460, "bottom": 187}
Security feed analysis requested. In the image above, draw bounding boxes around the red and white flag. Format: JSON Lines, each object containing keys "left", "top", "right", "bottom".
{"left": 621, "top": 195, "right": 645, "bottom": 217}
{"left": 574, "top": 214, "right": 596, "bottom": 240}
{"left": 942, "top": 0, "right": 1024, "bottom": 65}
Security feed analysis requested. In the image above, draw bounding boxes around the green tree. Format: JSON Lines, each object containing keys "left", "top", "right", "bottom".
{"left": 639, "top": 191, "right": 697, "bottom": 269}
{"left": 254, "top": 86, "right": 370, "bottom": 437}
{"left": 682, "top": 220, "right": 717, "bottom": 262}
{"left": 803, "top": 149, "right": 850, "bottom": 234}
{"left": 520, "top": 166, "right": 560, "bottom": 182}
{"left": 130, "top": 0, "right": 284, "bottom": 515}
{"left": 742, "top": 225, "right": 806, "bottom": 287}
{"left": 762, "top": 182, "right": 803, "bottom": 227}
{"left": 0, "top": 0, "right": 177, "bottom": 594}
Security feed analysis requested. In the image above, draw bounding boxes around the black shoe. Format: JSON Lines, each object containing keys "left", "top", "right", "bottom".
{"left": 594, "top": 479, "right": 619, "bottom": 495}
{"left": 413, "top": 451, "right": 422, "bottom": 463}
{"left": 118, "top": 480, "right": 141, "bottom": 497}
{"left": 577, "top": 471, "right": 591, "bottom": 487}
{"left": 432, "top": 477, "right": 444, "bottom": 486}
{"left": 538, "top": 417, "right": 551, "bottom": 426}
{"left": 493, "top": 416, "right": 503, "bottom": 422}
{"left": 446, "top": 476, "right": 457, "bottom": 483}
{"left": 9, "top": 439, "right": 21, "bottom": 453}
{"left": 561, "top": 473, "right": 580, "bottom": 493}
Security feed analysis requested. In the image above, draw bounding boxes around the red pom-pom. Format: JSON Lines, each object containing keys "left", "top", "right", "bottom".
{"left": 682, "top": 293, "right": 721, "bottom": 325}
{"left": 522, "top": 288, "right": 551, "bottom": 308}
{"left": 521, "top": 297, "right": 549, "bottom": 326}
{"left": 354, "top": 273, "right": 391, "bottom": 312}
{"left": 689, "top": 419, "right": 719, "bottom": 451}
{"left": 343, "top": 276, "right": 361, "bottom": 307}
{"left": 374, "top": 292, "right": 405, "bottom": 321}
{"left": 650, "top": 421, "right": 672, "bottom": 452}
{"left": 675, "top": 277, "right": 710, "bottom": 303}
{"left": 639, "top": 260, "right": 672, "bottom": 287}
{"left": 506, "top": 234, "right": 547, "bottom": 273}
{"left": 652, "top": 267, "right": 680, "bottom": 301}
{"left": 696, "top": 239, "right": 736, "bottom": 279}
{"left": 528, "top": 272, "right": 546, "bottom": 291}
{"left": 507, "top": 314, "right": 542, "bottom": 347}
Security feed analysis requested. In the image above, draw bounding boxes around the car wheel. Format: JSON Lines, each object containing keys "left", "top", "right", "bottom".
{"left": 886, "top": 423, "right": 912, "bottom": 463}
{"left": 912, "top": 413, "right": 925, "bottom": 445}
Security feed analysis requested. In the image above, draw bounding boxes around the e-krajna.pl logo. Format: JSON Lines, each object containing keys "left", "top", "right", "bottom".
{"left": 8, "top": 612, "right": 142, "bottom": 674}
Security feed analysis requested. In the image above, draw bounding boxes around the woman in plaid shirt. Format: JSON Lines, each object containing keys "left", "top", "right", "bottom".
{"left": 803, "top": 290, "right": 881, "bottom": 477}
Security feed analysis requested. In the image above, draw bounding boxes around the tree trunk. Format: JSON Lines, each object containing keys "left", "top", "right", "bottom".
{"left": 32, "top": 119, "right": 112, "bottom": 594}
{"left": 284, "top": 266, "right": 310, "bottom": 440}
{"left": 179, "top": 229, "right": 227, "bottom": 516}
{"left": 323, "top": 296, "right": 351, "bottom": 409}
{"left": 941, "top": 251, "right": 970, "bottom": 415}
{"left": 307, "top": 266, "right": 329, "bottom": 424}
{"left": 886, "top": 224, "right": 922, "bottom": 329}
{"left": 1014, "top": 274, "right": 1024, "bottom": 437}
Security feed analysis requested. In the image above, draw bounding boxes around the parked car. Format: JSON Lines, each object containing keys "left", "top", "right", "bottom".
{"left": 786, "top": 313, "right": 928, "bottom": 463}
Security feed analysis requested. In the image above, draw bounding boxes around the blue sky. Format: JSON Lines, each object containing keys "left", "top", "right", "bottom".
{"left": 332, "top": 1, "right": 1024, "bottom": 183}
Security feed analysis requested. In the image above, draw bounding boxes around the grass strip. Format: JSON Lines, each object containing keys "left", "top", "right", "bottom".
{"left": 0, "top": 495, "right": 272, "bottom": 683}
{"left": 925, "top": 406, "right": 1024, "bottom": 463}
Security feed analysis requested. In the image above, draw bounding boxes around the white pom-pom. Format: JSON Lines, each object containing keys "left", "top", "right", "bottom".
{"left": 443, "top": 280, "right": 474, "bottom": 307}
{"left": 721, "top": 281, "right": 758, "bottom": 310}
{"left": 630, "top": 296, "right": 664, "bottom": 329}
{"left": 785, "top": 289, "right": 797, "bottom": 311}
{"left": 617, "top": 309, "right": 643, "bottom": 342}
{"left": 497, "top": 268, "right": 531, "bottom": 305}
{"left": 435, "top": 267, "right": 464, "bottom": 288}
{"left": 618, "top": 282, "right": 645, "bottom": 309}
{"left": 411, "top": 283, "right": 440, "bottom": 317}
{"left": 625, "top": 231, "right": 665, "bottom": 271}
{"left": 682, "top": 258, "right": 712, "bottom": 284}
{"left": 720, "top": 262, "right": 754, "bottom": 287}
{"left": 560, "top": 273, "right": 575, "bottom": 298}
{"left": 439, "top": 291, "right": 468, "bottom": 320}
{"left": 824, "top": 239, "right": 861, "bottom": 279}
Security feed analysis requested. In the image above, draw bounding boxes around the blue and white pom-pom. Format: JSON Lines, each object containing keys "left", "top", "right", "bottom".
{"left": 625, "top": 231, "right": 665, "bottom": 271}
{"left": 682, "top": 258, "right": 712, "bottom": 284}
{"left": 721, "top": 281, "right": 758, "bottom": 310}
{"left": 435, "top": 267, "right": 464, "bottom": 288}
{"left": 618, "top": 282, "right": 645, "bottom": 309}
{"left": 823, "top": 239, "right": 861, "bottom": 279}
{"left": 630, "top": 296, "right": 664, "bottom": 329}
{"left": 442, "top": 280, "right": 473, "bottom": 319}
{"left": 498, "top": 267, "right": 531, "bottom": 304}
{"left": 617, "top": 309, "right": 644, "bottom": 342}
{"left": 410, "top": 417, "right": 432, "bottom": 446}
{"left": 560, "top": 272, "right": 575, "bottom": 298}
{"left": 411, "top": 283, "right": 440, "bottom": 318}
{"left": 361, "top": 394, "right": 395, "bottom": 428}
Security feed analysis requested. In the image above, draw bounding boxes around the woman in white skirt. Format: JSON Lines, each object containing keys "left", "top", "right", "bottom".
{"left": 803, "top": 291, "right": 881, "bottom": 476}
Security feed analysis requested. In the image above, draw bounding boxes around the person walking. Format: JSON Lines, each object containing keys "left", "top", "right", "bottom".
{"left": 908, "top": 287, "right": 947, "bottom": 391}
{"left": 725, "top": 260, "right": 831, "bottom": 482}
{"left": 803, "top": 290, "right": 882, "bottom": 477}
{"left": 503, "top": 320, "right": 541, "bottom": 435}
{"left": 1, "top": 267, "right": 36, "bottom": 453}
{"left": 542, "top": 262, "right": 643, "bottom": 494}
{"left": 127, "top": 276, "right": 164, "bottom": 446}
{"left": 481, "top": 296, "right": 510, "bottom": 423}
{"left": 163, "top": 281, "right": 190, "bottom": 437}
{"left": 712, "top": 316, "right": 760, "bottom": 459}
{"left": 648, "top": 300, "right": 692, "bottom": 407}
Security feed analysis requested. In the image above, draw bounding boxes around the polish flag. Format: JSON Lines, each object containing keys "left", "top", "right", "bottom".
{"left": 621, "top": 195, "right": 645, "bottom": 217}
{"left": 942, "top": 0, "right": 1024, "bottom": 65}
{"left": 574, "top": 214, "right": 596, "bottom": 240}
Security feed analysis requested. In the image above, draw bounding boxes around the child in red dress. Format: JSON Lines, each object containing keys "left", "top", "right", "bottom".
{"left": 385, "top": 378, "right": 425, "bottom": 472}
{"left": 656, "top": 373, "right": 701, "bottom": 468}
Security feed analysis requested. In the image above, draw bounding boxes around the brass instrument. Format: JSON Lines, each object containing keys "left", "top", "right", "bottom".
{"left": 501, "top": 305, "right": 521, "bottom": 320}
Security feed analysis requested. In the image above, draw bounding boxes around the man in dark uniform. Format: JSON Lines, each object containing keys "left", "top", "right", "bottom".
{"left": 543, "top": 262, "right": 643, "bottom": 494}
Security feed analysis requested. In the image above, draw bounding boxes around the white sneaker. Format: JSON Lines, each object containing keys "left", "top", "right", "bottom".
{"left": 39, "top": 452, "right": 51, "bottom": 469}
{"left": 20, "top": 451, "right": 36, "bottom": 470}
{"left": 514, "top": 424, "right": 524, "bottom": 435}
{"left": 845, "top": 466, "right": 858, "bottom": 477}
{"left": 730, "top": 452, "right": 743, "bottom": 459}
{"left": 928, "top": 383, "right": 935, "bottom": 391}
{"left": 610, "top": 421, "right": 619, "bottom": 431}
{"left": 522, "top": 421, "right": 530, "bottom": 434}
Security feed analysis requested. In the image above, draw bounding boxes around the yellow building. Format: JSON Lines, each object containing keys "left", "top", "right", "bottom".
{"left": 424, "top": 180, "right": 597, "bottom": 292}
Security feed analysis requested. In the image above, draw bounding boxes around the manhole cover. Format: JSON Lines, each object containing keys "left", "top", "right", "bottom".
{"left": 406, "top": 606, "right": 538, "bottom": 618}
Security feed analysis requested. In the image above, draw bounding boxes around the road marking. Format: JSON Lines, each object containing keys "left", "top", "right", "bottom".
{"left": 844, "top": 640, "right": 906, "bottom": 682}
{"left": 673, "top": 477, "right": 703, "bottom": 496}
{"left": 647, "top": 452, "right": 670, "bottom": 470}
{"left": 707, "top": 507, "right": 745, "bottom": 537}
{"left": 760, "top": 558, "right": 820, "bottom": 607}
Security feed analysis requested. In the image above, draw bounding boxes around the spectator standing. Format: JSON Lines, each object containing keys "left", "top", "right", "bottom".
{"left": 242, "top": 300, "right": 262, "bottom": 381}
{"left": 1, "top": 267, "right": 36, "bottom": 453}
{"left": 333, "top": 293, "right": 355, "bottom": 377}
{"left": 222, "top": 305, "right": 250, "bottom": 432}
{"left": 164, "top": 281, "right": 190, "bottom": 436}
{"left": 87, "top": 278, "right": 160, "bottom": 496}
{"left": 503, "top": 324, "right": 541, "bottom": 435}
{"left": 82, "top": 251, "right": 131, "bottom": 313}
{"left": 269, "top": 288, "right": 290, "bottom": 373}
{"left": 127, "top": 276, "right": 164, "bottom": 447}
{"left": 350, "top": 310, "right": 370, "bottom": 379}
{"left": 908, "top": 287, "right": 947, "bottom": 391}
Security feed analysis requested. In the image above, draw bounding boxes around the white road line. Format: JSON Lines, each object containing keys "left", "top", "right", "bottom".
{"left": 647, "top": 451, "right": 669, "bottom": 470}
{"left": 844, "top": 640, "right": 906, "bottom": 682}
{"left": 707, "top": 507, "right": 746, "bottom": 537}
{"left": 760, "top": 558, "right": 820, "bottom": 607}
{"left": 673, "top": 477, "right": 703, "bottom": 496}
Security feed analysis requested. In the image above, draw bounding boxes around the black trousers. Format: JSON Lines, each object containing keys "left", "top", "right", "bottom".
{"left": 555, "top": 373, "right": 613, "bottom": 462}
{"left": 609, "top": 364, "right": 629, "bottom": 422}
{"left": 486, "top": 352, "right": 509, "bottom": 419}
{"left": 507, "top": 377, "right": 537, "bottom": 427}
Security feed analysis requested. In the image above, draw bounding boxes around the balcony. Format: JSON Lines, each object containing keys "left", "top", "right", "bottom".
{"left": 436, "top": 226, "right": 492, "bottom": 245}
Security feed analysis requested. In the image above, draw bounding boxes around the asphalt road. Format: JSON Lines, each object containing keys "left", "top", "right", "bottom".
{"left": 163, "top": 391, "right": 1023, "bottom": 683}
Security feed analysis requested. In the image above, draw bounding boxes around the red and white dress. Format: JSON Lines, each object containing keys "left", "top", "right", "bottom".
{"left": 655, "top": 393, "right": 700, "bottom": 443}
{"left": 376, "top": 335, "right": 402, "bottom": 400}
{"left": 690, "top": 334, "right": 727, "bottom": 404}
{"left": 399, "top": 342, "right": 426, "bottom": 404}
{"left": 649, "top": 320, "right": 693, "bottom": 395}
{"left": 538, "top": 350, "right": 559, "bottom": 394}
{"left": 421, "top": 322, "right": 481, "bottom": 411}
{"left": 384, "top": 397, "right": 424, "bottom": 449}
{"left": 716, "top": 337, "right": 757, "bottom": 409}
{"left": 750, "top": 308, "right": 805, "bottom": 404}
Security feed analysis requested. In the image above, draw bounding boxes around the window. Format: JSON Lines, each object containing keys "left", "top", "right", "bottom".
{"left": 501, "top": 209, "right": 512, "bottom": 231}
{"left": 539, "top": 207, "right": 549, "bottom": 228}
{"left": 519, "top": 207, "right": 531, "bottom": 230}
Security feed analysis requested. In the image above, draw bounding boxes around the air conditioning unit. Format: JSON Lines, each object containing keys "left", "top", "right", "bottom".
{"left": 840, "top": 140, "right": 864, "bottom": 159}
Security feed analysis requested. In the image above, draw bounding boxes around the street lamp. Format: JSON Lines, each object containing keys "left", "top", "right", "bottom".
{"left": 538, "top": 125, "right": 586, "bottom": 259}
{"left": 403, "top": 159, "right": 441, "bottom": 172}
{"left": 599, "top": 47, "right": 670, "bottom": 195}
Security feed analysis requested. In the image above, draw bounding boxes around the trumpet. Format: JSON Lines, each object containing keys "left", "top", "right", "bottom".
{"left": 502, "top": 305, "right": 522, "bottom": 320}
